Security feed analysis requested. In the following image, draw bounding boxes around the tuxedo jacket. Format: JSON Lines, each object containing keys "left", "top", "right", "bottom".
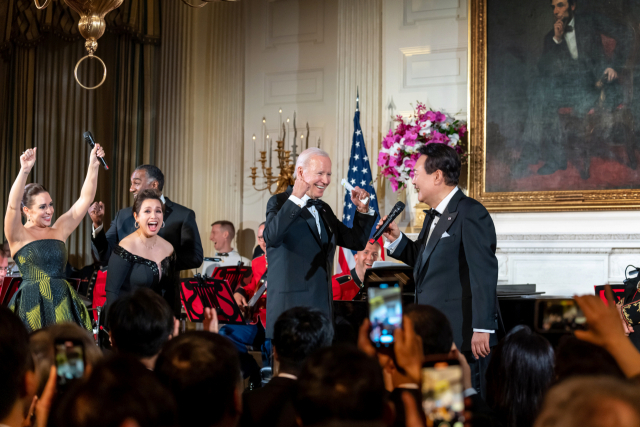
{"left": 389, "top": 190, "right": 498, "bottom": 352}
{"left": 92, "top": 197, "right": 203, "bottom": 313}
{"left": 263, "top": 186, "right": 376, "bottom": 338}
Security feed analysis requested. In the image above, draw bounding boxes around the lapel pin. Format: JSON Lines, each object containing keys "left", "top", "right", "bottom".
{"left": 448, "top": 217, "right": 451, "bottom": 220}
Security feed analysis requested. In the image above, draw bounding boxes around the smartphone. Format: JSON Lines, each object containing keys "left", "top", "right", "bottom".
{"left": 534, "top": 299, "right": 587, "bottom": 333}
{"left": 54, "top": 339, "right": 85, "bottom": 390}
{"left": 421, "top": 358, "right": 465, "bottom": 427}
{"left": 367, "top": 281, "right": 402, "bottom": 347}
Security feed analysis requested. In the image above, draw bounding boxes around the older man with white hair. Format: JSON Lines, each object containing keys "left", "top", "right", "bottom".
{"left": 263, "top": 147, "right": 376, "bottom": 339}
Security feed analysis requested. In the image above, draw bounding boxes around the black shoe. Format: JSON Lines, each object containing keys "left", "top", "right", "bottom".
{"left": 537, "top": 161, "right": 567, "bottom": 175}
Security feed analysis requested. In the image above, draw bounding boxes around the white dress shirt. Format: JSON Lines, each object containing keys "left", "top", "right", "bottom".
{"left": 288, "top": 193, "right": 376, "bottom": 238}
{"left": 92, "top": 194, "right": 167, "bottom": 238}
{"left": 384, "top": 187, "right": 494, "bottom": 334}
{"left": 202, "top": 248, "right": 251, "bottom": 276}
{"left": 554, "top": 17, "right": 578, "bottom": 60}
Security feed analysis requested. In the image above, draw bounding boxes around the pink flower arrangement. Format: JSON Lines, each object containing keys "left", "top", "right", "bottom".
{"left": 377, "top": 103, "right": 468, "bottom": 192}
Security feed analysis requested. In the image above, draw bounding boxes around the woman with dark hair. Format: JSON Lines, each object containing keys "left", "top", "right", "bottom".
{"left": 4, "top": 145, "right": 105, "bottom": 332}
{"left": 485, "top": 325, "right": 555, "bottom": 427}
{"left": 105, "top": 189, "right": 175, "bottom": 312}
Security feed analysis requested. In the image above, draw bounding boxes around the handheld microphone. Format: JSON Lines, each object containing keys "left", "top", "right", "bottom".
{"left": 369, "top": 201, "right": 405, "bottom": 243}
{"left": 83, "top": 131, "right": 109, "bottom": 170}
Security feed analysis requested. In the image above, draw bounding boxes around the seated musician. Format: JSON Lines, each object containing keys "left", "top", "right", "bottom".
{"left": 218, "top": 222, "right": 268, "bottom": 386}
{"left": 332, "top": 241, "right": 381, "bottom": 300}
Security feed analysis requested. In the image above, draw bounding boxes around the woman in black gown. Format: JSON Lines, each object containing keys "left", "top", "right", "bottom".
{"left": 105, "top": 189, "right": 176, "bottom": 312}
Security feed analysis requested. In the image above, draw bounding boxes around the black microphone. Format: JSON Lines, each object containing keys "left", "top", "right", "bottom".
{"left": 369, "top": 201, "right": 405, "bottom": 243}
{"left": 83, "top": 131, "right": 109, "bottom": 170}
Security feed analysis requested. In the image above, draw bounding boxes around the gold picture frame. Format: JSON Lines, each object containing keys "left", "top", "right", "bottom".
{"left": 468, "top": 0, "right": 640, "bottom": 212}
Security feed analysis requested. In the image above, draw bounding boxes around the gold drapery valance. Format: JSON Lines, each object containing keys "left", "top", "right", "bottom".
{"left": 0, "top": 0, "right": 160, "bottom": 59}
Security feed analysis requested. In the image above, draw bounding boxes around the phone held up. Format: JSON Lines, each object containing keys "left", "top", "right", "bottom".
{"left": 54, "top": 338, "right": 85, "bottom": 392}
{"left": 367, "top": 280, "right": 402, "bottom": 347}
{"left": 534, "top": 299, "right": 587, "bottom": 334}
{"left": 421, "top": 356, "right": 466, "bottom": 427}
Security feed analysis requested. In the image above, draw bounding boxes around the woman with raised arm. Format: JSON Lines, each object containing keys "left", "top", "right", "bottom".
{"left": 5, "top": 145, "right": 105, "bottom": 332}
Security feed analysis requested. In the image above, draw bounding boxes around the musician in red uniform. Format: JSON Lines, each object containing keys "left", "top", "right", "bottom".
{"left": 332, "top": 241, "right": 381, "bottom": 300}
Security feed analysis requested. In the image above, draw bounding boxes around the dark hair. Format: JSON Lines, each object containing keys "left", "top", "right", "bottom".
{"left": 295, "top": 345, "right": 386, "bottom": 426}
{"left": 417, "top": 143, "right": 461, "bottom": 186}
{"left": 21, "top": 183, "right": 49, "bottom": 217}
{"left": 211, "top": 220, "right": 236, "bottom": 240}
{"left": 155, "top": 332, "right": 241, "bottom": 427}
{"left": 0, "top": 307, "right": 32, "bottom": 420}
{"left": 107, "top": 288, "right": 174, "bottom": 359}
{"left": 554, "top": 335, "right": 625, "bottom": 383}
{"left": 133, "top": 189, "right": 165, "bottom": 217}
{"left": 55, "top": 355, "right": 178, "bottom": 427}
{"left": 273, "top": 307, "right": 334, "bottom": 374}
{"left": 135, "top": 164, "right": 165, "bottom": 191}
{"left": 550, "top": 0, "right": 575, "bottom": 6}
{"left": 485, "top": 325, "right": 555, "bottom": 427}
{"left": 405, "top": 304, "right": 454, "bottom": 355}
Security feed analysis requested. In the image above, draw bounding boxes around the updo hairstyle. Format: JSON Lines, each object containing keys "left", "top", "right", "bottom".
{"left": 21, "top": 183, "right": 49, "bottom": 218}
{"left": 133, "top": 189, "right": 165, "bottom": 217}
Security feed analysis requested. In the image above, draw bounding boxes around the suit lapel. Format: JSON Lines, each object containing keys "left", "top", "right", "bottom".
{"left": 299, "top": 206, "right": 322, "bottom": 247}
{"left": 164, "top": 197, "right": 174, "bottom": 221}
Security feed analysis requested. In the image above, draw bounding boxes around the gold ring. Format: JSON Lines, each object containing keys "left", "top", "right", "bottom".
{"left": 33, "top": 0, "right": 51, "bottom": 9}
{"left": 74, "top": 55, "right": 107, "bottom": 90}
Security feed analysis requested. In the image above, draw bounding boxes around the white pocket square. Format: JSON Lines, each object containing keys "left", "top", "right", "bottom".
{"left": 441, "top": 231, "right": 451, "bottom": 239}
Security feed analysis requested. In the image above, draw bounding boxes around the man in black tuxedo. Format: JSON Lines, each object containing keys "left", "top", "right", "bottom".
{"left": 379, "top": 143, "right": 498, "bottom": 396}
{"left": 263, "top": 148, "right": 376, "bottom": 339}
{"left": 240, "top": 307, "right": 334, "bottom": 427}
{"left": 88, "top": 165, "right": 203, "bottom": 313}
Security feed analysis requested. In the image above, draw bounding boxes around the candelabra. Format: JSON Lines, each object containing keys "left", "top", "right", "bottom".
{"left": 250, "top": 139, "right": 295, "bottom": 195}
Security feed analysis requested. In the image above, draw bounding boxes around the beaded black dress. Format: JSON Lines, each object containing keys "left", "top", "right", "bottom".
{"left": 8, "top": 240, "right": 92, "bottom": 332}
{"left": 105, "top": 245, "right": 176, "bottom": 310}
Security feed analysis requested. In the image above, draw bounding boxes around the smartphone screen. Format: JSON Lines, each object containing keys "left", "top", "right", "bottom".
{"left": 54, "top": 339, "right": 85, "bottom": 388}
{"left": 367, "top": 282, "right": 402, "bottom": 347}
{"left": 421, "top": 360, "right": 465, "bottom": 427}
{"left": 535, "top": 299, "right": 587, "bottom": 333}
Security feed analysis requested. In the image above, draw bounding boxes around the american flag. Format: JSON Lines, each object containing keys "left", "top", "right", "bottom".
{"left": 337, "top": 91, "right": 383, "bottom": 274}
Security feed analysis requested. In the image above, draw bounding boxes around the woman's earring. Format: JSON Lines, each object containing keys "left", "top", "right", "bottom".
{"left": 162, "top": 221, "right": 165, "bottom": 228}
{"left": 27, "top": 216, "right": 31, "bottom": 222}
{"left": 134, "top": 221, "right": 139, "bottom": 229}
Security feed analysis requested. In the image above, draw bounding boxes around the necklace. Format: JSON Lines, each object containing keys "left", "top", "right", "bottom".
{"left": 139, "top": 233, "right": 158, "bottom": 250}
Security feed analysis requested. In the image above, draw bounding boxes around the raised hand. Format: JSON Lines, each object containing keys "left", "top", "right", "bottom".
{"left": 376, "top": 215, "right": 400, "bottom": 242}
{"left": 553, "top": 19, "right": 564, "bottom": 42}
{"left": 88, "top": 201, "right": 105, "bottom": 228}
{"left": 20, "top": 148, "right": 37, "bottom": 172}
{"left": 292, "top": 167, "right": 311, "bottom": 199}
{"left": 89, "top": 143, "right": 105, "bottom": 168}
{"left": 350, "top": 186, "right": 370, "bottom": 213}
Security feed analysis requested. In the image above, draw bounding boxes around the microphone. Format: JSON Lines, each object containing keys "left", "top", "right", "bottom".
{"left": 83, "top": 131, "right": 109, "bottom": 170}
{"left": 369, "top": 201, "right": 405, "bottom": 243}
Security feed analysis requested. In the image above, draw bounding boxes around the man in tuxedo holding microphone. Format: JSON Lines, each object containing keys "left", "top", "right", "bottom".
{"left": 263, "top": 147, "right": 376, "bottom": 340}
{"left": 378, "top": 143, "right": 498, "bottom": 396}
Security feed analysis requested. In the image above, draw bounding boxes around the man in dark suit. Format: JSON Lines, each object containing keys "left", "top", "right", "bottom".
{"left": 379, "top": 143, "right": 498, "bottom": 396}
{"left": 263, "top": 147, "right": 376, "bottom": 339}
{"left": 240, "top": 307, "right": 333, "bottom": 427}
{"left": 88, "top": 165, "right": 203, "bottom": 313}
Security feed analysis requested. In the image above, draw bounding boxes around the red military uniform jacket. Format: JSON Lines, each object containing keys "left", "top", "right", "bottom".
{"left": 331, "top": 268, "right": 363, "bottom": 301}
{"left": 236, "top": 254, "right": 267, "bottom": 327}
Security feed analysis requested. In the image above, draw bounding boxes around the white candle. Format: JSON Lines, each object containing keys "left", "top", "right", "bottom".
{"left": 286, "top": 117, "right": 290, "bottom": 150}
{"left": 252, "top": 134, "right": 256, "bottom": 164}
{"left": 267, "top": 134, "right": 272, "bottom": 167}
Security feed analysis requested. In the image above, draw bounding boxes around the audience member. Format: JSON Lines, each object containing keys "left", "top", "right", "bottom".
{"left": 294, "top": 345, "right": 392, "bottom": 427}
{"left": 54, "top": 355, "right": 178, "bottom": 427}
{"left": 29, "top": 323, "right": 103, "bottom": 395}
{"left": 0, "top": 246, "right": 8, "bottom": 280}
{"left": 107, "top": 288, "right": 176, "bottom": 369}
{"left": 155, "top": 331, "right": 242, "bottom": 427}
{"left": 485, "top": 325, "right": 555, "bottom": 427}
{"left": 534, "top": 376, "right": 640, "bottom": 427}
{"left": 0, "top": 307, "right": 36, "bottom": 427}
{"left": 240, "top": 307, "right": 334, "bottom": 427}
{"left": 554, "top": 335, "right": 625, "bottom": 383}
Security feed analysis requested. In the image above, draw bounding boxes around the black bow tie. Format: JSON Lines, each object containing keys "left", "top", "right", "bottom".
{"left": 306, "top": 199, "right": 323, "bottom": 208}
{"left": 564, "top": 25, "right": 574, "bottom": 33}
{"left": 423, "top": 209, "right": 441, "bottom": 221}
{"left": 216, "top": 253, "right": 229, "bottom": 257}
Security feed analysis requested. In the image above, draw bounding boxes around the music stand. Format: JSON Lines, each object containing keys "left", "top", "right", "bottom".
{"left": 180, "top": 277, "right": 244, "bottom": 324}
{"left": 363, "top": 266, "right": 416, "bottom": 304}
{"left": 210, "top": 265, "right": 252, "bottom": 292}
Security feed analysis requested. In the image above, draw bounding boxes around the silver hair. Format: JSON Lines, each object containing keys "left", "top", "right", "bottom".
{"left": 295, "top": 148, "right": 330, "bottom": 172}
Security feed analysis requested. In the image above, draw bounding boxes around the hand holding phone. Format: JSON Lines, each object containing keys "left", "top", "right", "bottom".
{"left": 54, "top": 339, "right": 85, "bottom": 391}
{"left": 367, "top": 281, "right": 402, "bottom": 347}
{"left": 421, "top": 357, "right": 466, "bottom": 427}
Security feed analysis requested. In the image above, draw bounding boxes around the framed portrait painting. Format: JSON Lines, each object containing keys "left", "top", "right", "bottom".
{"left": 469, "top": 0, "right": 640, "bottom": 211}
